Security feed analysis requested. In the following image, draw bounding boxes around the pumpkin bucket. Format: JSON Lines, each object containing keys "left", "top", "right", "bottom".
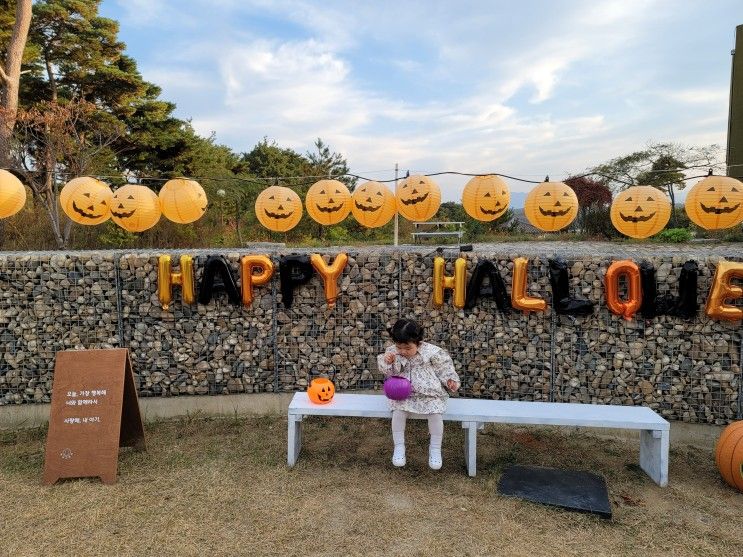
{"left": 383, "top": 375, "right": 412, "bottom": 401}
{"left": 307, "top": 368, "right": 336, "bottom": 405}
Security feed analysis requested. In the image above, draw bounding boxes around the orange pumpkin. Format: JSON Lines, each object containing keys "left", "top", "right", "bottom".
{"left": 610, "top": 186, "right": 671, "bottom": 239}
{"left": 306, "top": 179, "right": 351, "bottom": 225}
{"left": 396, "top": 175, "right": 441, "bottom": 221}
{"left": 307, "top": 377, "right": 335, "bottom": 404}
{"left": 351, "top": 181, "right": 396, "bottom": 228}
{"left": 685, "top": 174, "right": 743, "bottom": 230}
{"left": 59, "top": 177, "right": 113, "bottom": 225}
{"left": 255, "top": 186, "right": 303, "bottom": 232}
{"left": 716, "top": 420, "right": 743, "bottom": 491}
{"left": 110, "top": 185, "right": 161, "bottom": 232}
{"left": 524, "top": 180, "right": 578, "bottom": 231}
{"left": 462, "top": 175, "right": 510, "bottom": 222}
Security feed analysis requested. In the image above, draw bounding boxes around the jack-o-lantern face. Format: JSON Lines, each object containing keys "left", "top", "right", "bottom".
{"left": 610, "top": 185, "right": 671, "bottom": 238}
{"left": 307, "top": 377, "right": 335, "bottom": 404}
{"left": 255, "top": 186, "right": 303, "bottom": 232}
{"left": 524, "top": 180, "right": 578, "bottom": 231}
{"left": 685, "top": 175, "right": 743, "bottom": 230}
{"left": 351, "top": 181, "right": 396, "bottom": 228}
{"left": 110, "top": 184, "right": 162, "bottom": 232}
{"left": 306, "top": 179, "right": 351, "bottom": 225}
{"left": 462, "top": 175, "right": 510, "bottom": 222}
{"left": 59, "top": 177, "right": 113, "bottom": 225}
{"left": 396, "top": 175, "right": 441, "bottom": 221}
{"left": 159, "top": 178, "right": 208, "bottom": 224}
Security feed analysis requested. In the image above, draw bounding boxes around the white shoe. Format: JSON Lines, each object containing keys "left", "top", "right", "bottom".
{"left": 429, "top": 448, "right": 442, "bottom": 470}
{"left": 392, "top": 444, "right": 406, "bottom": 467}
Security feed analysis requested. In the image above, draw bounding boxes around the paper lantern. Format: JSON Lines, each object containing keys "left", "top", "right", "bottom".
{"left": 306, "top": 179, "right": 351, "bottom": 225}
{"left": 685, "top": 174, "right": 743, "bottom": 230}
{"left": 524, "top": 180, "right": 578, "bottom": 231}
{"left": 351, "top": 181, "right": 396, "bottom": 228}
{"left": 255, "top": 186, "right": 303, "bottom": 232}
{"left": 396, "top": 175, "right": 441, "bottom": 221}
{"left": 0, "top": 169, "right": 26, "bottom": 218}
{"left": 383, "top": 376, "right": 412, "bottom": 400}
{"left": 59, "top": 177, "right": 113, "bottom": 225}
{"left": 110, "top": 185, "right": 161, "bottom": 232}
{"left": 307, "top": 377, "right": 335, "bottom": 404}
{"left": 462, "top": 175, "right": 510, "bottom": 221}
{"left": 716, "top": 421, "right": 743, "bottom": 491}
{"left": 610, "top": 186, "right": 670, "bottom": 239}
{"left": 159, "top": 178, "right": 207, "bottom": 224}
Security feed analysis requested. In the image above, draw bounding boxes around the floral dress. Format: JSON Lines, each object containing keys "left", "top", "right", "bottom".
{"left": 377, "top": 341, "right": 461, "bottom": 414}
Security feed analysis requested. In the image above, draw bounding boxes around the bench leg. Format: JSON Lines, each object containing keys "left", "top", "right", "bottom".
{"left": 639, "top": 429, "right": 669, "bottom": 487}
{"left": 287, "top": 415, "right": 303, "bottom": 467}
{"left": 462, "top": 421, "right": 479, "bottom": 477}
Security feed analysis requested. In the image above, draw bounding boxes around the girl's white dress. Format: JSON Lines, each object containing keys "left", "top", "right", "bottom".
{"left": 377, "top": 341, "right": 461, "bottom": 414}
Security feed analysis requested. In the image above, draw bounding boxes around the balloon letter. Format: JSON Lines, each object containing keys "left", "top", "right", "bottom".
{"left": 158, "top": 255, "right": 195, "bottom": 310}
{"left": 706, "top": 259, "right": 743, "bottom": 321}
{"left": 464, "top": 259, "right": 510, "bottom": 312}
{"left": 433, "top": 256, "right": 467, "bottom": 308}
{"left": 240, "top": 255, "right": 274, "bottom": 306}
{"left": 511, "top": 257, "right": 547, "bottom": 312}
{"left": 310, "top": 253, "right": 348, "bottom": 308}
{"left": 605, "top": 260, "right": 641, "bottom": 320}
{"left": 279, "top": 255, "right": 315, "bottom": 308}
{"left": 548, "top": 257, "right": 594, "bottom": 316}
{"left": 198, "top": 255, "right": 240, "bottom": 305}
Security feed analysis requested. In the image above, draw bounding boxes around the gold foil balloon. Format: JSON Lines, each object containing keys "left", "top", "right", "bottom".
{"left": 462, "top": 175, "right": 510, "bottom": 222}
{"left": 705, "top": 259, "right": 743, "bottom": 321}
{"left": 159, "top": 179, "right": 208, "bottom": 224}
{"left": 511, "top": 257, "right": 547, "bottom": 312}
{"left": 685, "top": 174, "right": 743, "bottom": 230}
{"left": 524, "top": 180, "right": 578, "bottom": 231}
{"left": 59, "top": 177, "right": 113, "bottom": 225}
{"left": 432, "top": 256, "right": 467, "bottom": 308}
{"left": 310, "top": 253, "right": 348, "bottom": 307}
{"left": 396, "top": 175, "right": 441, "bottom": 221}
{"left": 610, "top": 186, "right": 671, "bottom": 239}
{"left": 255, "top": 186, "right": 303, "bottom": 232}
{"left": 110, "top": 185, "right": 162, "bottom": 232}
{"left": 351, "top": 181, "right": 396, "bottom": 228}
{"left": 157, "top": 255, "right": 195, "bottom": 310}
{"left": 306, "top": 179, "right": 351, "bottom": 225}
{"left": 0, "top": 169, "right": 27, "bottom": 218}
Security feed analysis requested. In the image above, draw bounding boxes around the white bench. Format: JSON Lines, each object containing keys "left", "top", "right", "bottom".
{"left": 287, "top": 393, "right": 670, "bottom": 486}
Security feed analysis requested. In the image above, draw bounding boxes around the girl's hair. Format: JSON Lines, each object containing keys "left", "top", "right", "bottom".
{"left": 387, "top": 319, "right": 424, "bottom": 344}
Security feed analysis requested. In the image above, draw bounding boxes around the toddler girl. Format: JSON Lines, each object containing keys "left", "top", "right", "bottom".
{"left": 377, "top": 319, "right": 460, "bottom": 470}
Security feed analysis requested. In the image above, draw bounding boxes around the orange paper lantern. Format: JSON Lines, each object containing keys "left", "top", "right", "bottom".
{"left": 159, "top": 178, "right": 207, "bottom": 224}
{"left": 462, "top": 175, "right": 510, "bottom": 222}
{"left": 255, "top": 186, "right": 303, "bottom": 232}
{"left": 610, "top": 186, "right": 670, "bottom": 239}
{"left": 524, "top": 180, "right": 578, "bottom": 232}
{"left": 59, "top": 177, "right": 113, "bottom": 225}
{"left": 306, "top": 179, "right": 351, "bottom": 225}
{"left": 110, "top": 185, "right": 161, "bottom": 232}
{"left": 396, "top": 175, "right": 441, "bottom": 221}
{"left": 351, "top": 181, "right": 396, "bottom": 228}
{"left": 685, "top": 174, "right": 743, "bottom": 230}
{"left": 0, "top": 169, "right": 27, "bottom": 218}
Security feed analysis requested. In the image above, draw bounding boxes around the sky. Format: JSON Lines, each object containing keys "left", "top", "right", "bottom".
{"left": 101, "top": 0, "right": 741, "bottom": 205}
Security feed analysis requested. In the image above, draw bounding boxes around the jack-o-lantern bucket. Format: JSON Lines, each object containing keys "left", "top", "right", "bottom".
{"left": 307, "top": 375, "right": 336, "bottom": 405}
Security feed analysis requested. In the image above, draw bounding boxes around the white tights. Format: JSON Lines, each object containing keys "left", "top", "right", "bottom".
{"left": 391, "top": 410, "right": 443, "bottom": 450}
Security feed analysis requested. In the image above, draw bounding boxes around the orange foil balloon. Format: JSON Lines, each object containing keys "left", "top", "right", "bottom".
{"left": 310, "top": 253, "right": 348, "bottom": 308}
{"left": 511, "top": 257, "right": 547, "bottom": 312}
{"left": 605, "top": 260, "right": 642, "bottom": 320}
{"left": 705, "top": 259, "right": 743, "bottom": 321}
{"left": 240, "top": 255, "right": 274, "bottom": 306}
{"left": 432, "top": 256, "right": 467, "bottom": 308}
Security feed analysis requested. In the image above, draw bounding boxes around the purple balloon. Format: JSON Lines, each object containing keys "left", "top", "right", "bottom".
{"left": 383, "top": 375, "right": 412, "bottom": 400}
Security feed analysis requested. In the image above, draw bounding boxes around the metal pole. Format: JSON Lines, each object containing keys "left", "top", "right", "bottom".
{"left": 394, "top": 163, "right": 399, "bottom": 246}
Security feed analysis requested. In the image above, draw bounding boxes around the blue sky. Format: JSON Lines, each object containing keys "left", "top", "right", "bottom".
{"left": 101, "top": 0, "right": 741, "bottom": 203}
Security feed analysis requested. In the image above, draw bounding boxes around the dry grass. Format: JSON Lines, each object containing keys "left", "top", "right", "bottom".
{"left": 1, "top": 416, "right": 741, "bottom": 557}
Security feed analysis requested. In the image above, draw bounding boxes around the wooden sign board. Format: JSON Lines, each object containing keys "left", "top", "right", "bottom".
{"left": 43, "top": 348, "right": 145, "bottom": 485}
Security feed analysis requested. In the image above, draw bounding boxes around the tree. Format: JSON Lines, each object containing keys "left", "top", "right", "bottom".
{"left": 565, "top": 175, "right": 612, "bottom": 232}
{"left": 591, "top": 142, "right": 722, "bottom": 226}
{"left": 0, "top": 0, "right": 32, "bottom": 167}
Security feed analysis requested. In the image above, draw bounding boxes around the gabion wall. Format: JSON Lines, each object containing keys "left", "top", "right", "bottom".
{"left": 0, "top": 243, "right": 741, "bottom": 425}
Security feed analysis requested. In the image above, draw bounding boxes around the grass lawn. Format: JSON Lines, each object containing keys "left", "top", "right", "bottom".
{"left": 1, "top": 416, "right": 741, "bottom": 557}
